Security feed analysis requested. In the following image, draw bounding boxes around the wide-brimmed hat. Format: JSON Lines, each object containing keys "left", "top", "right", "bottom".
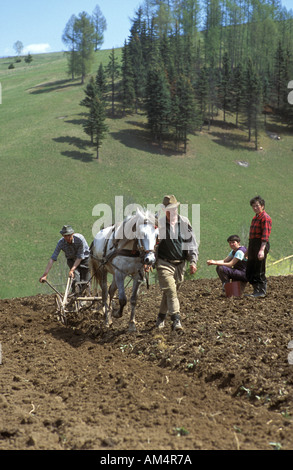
{"left": 162, "top": 194, "right": 180, "bottom": 210}
{"left": 60, "top": 225, "right": 74, "bottom": 236}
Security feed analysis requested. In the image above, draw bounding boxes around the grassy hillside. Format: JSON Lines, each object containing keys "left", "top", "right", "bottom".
{"left": 1, "top": 51, "right": 292, "bottom": 298}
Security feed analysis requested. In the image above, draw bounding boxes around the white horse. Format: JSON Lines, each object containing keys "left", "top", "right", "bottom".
{"left": 90, "top": 208, "right": 158, "bottom": 331}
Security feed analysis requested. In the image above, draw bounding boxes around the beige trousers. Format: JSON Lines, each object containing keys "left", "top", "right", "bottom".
{"left": 157, "top": 259, "right": 186, "bottom": 316}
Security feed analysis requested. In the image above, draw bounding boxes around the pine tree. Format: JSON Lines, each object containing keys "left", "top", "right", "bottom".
{"left": 171, "top": 74, "right": 199, "bottom": 152}
{"left": 90, "top": 95, "right": 109, "bottom": 160}
{"left": 146, "top": 67, "right": 171, "bottom": 148}
{"left": 219, "top": 52, "right": 232, "bottom": 122}
{"left": 92, "top": 5, "right": 107, "bottom": 51}
{"left": 81, "top": 91, "right": 108, "bottom": 160}
{"left": 195, "top": 65, "right": 209, "bottom": 127}
{"left": 272, "top": 41, "right": 292, "bottom": 113}
{"left": 80, "top": 77, "right": 99, "bottom": 143}
{"left": 203, "top": 0, "right": 222, "bottom": 68}
{"left": 74, "top": 12, "right": 96, "bottom": 84}
{"left": 243, "top": 58, "right": 262, "bottom": 149}
{"left": 231, "top": 63, "right": 244, "bottom": 128}
{"left": 62, "top": 14, "right": 78, "bottom": 79}
{"left": 160, "top": 32, "right": 175, "bottom": 83}
{"left": 96, "top": 62, "right": 107, "bottom": 97}
{"left": 128, "top": 7, "right": 148, "bottom": 111}
{"left": 80, "top": 77, "right": 98, "bottom": 108}
{"left": 24, "top": 53, "right": 33, "bottom": 64}
{"left": 121, "top": 41, "right": 135, "bottom": 115}
{"left": 106, "top": 48, "right": 120, "bottom": 117}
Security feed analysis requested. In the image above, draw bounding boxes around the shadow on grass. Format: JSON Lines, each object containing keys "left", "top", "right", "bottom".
{"left": 264, "top": 118, "right": 293, "bottom": 137}
{"left": 61, "top": 150, "right": 94, "bottom": 162}
{"left": 209, "top": 131, "right": 257, "bottom": 151}
{"left": 111, "top": 125, "right": 181, "bottom": 157}
{"left": 53, "top": 136, "right": 94, "bottom": 162}
{"left": 28, "top": 79, "right": 81, "bottom": 94}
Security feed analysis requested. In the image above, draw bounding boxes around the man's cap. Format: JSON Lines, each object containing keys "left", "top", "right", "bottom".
{"left": 60, "top": 225, "right": 74, "bottom": 235}
{"left": 162, "top": 194, "right": 180, "bottom": 210}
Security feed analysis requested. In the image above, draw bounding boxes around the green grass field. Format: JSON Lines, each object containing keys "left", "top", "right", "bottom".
{"left": 1, "top": 50, "right": 292, "bottom": 298}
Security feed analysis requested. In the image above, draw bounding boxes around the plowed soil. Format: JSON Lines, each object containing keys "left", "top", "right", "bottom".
{"left": 1, "top": 276, "right": 293, "bottom": 451}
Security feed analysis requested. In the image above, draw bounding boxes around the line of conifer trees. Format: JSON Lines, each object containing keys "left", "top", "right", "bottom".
{"left": 77, "top": 1, "right": 293, "bottom": 154}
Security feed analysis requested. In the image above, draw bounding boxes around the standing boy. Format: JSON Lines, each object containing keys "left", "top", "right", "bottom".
{"left": 246, "top": 196, "right": 272, "bottom": 297}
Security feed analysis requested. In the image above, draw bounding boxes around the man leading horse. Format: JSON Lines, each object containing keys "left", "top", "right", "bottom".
{"left": 156, "top": 195, "right": 199, "bottom": 331}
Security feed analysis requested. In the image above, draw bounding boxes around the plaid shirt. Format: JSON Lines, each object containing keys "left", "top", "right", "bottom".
{"left": 51, "top": 234, "right": 90, "bottom": 261}
{"left": 249, "top": 210, "right": 272, "bottom": 243}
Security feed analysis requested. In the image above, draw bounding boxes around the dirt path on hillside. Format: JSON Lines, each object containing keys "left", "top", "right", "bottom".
{"left": 1, "top": 276, "right": 293, "bottom": 451}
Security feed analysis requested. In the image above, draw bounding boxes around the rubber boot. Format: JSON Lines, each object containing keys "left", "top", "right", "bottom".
{"left": 253, "top": 282, "right": 266, "bottom": 298}
{"left": 245, "top": 283, "right": 259, "bottom": 297}
{"left": 156, "top": 313, "right": 166, "bottom": 329}
{"left": 171, "top": 313, "right": 183, "bottom": 331}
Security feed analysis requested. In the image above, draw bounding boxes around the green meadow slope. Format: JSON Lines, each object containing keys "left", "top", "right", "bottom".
{"left": 1, "top": 51, "right": 292, "bottom": 298}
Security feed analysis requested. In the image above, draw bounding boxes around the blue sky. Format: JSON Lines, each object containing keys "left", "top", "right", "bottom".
{"left": 0, "top": 0, "right": 142, "bottom": 57}
{"left": 0, "top": 0, "right": 292, "bottom": 58}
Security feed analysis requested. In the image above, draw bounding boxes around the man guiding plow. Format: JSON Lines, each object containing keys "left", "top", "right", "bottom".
{"left": 39, "top": 225, "right": 91, "bottom": 292}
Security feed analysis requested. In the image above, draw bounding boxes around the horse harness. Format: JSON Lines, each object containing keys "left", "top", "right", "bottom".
{"left": 90, "top": 224, "right": 156, "bottom": 288}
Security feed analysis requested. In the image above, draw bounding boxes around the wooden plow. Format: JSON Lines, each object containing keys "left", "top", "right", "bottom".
{"left": 43, "top": 277, "right": 102, "bottom": 326}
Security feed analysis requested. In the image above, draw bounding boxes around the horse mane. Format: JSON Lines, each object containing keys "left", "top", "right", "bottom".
{"left": 114, "top": 208, "right": 155, "bottom": 241}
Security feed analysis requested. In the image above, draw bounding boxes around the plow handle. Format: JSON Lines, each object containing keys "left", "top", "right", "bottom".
{"left": 43, "top": 279, "right": 63, "bottom": 297}
{"left": 62, "top": 276, "right": 73, "bottom": 307}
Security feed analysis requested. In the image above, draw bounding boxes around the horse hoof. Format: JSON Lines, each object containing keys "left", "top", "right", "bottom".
{"left": 128, "top": 322, "right": 136, "bottom": 332}
{"left": 112, "top": 310, "right": 122, "bottom": 319}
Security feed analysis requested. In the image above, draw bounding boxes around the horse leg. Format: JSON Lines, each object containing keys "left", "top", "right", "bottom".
{"left": 112, "top": 272, "right": 127, "bottom": 319}
{"left": 109, "top": 279, "right": 117, "bottom": 312}
{"left": 128, "top": 278, "right": 142, "bottom": 332}
{"left": 101, "top": 269, "right": 112, "bottom": 328}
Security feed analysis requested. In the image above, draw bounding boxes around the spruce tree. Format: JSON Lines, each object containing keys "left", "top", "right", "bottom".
{"left": 146, "top": 67, "right": 171, "bottom": 148}
{"left": 128, "top": 8, "right": 148, "bottom": 112}
{"left": 121, "top": 41, "right": 135, "bottom": 115}
{"left": 219, "top": 52, "right": 232, "bottom": 122}
{"left": 90, "top": 95, "right": 109, "bottom": 160}
{"left": 231, "top": 63, "right": 244, "bottom": 128}
{"left": 195, "top": 65, "right": 209, "bottom": 128}
{"left": 243, "top": 58, "right": 262, "bottom": 149}
{"left": 80, "top": 77, "right": 99, "bottom": 143}
{"left": 80, "top": 77, "right": 108, "bottom": 158}
{"left": 171, "top": 74, "right": 199, "bottom": 153}
{"left": 80, "top": 77, "right": 98, "bottom": 109}
{"left": 82, "top": 93, "right": 108, "bottom": 160}
{"left": 96, "top": 62, "right": 107, "bottom": 97}
{"left": 106, "top": 48, "right": 120, "bottom": 117}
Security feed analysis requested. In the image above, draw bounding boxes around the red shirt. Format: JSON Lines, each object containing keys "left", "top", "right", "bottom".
{"left": 249, "top": 210, "right": 272, "bottom": 242}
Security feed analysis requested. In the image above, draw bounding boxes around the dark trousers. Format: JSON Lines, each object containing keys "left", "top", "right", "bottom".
{"left": 216, "top": 265, "right": 247, "bottom": 284}
{"left": 246, "top": 239, "right": 269, "bottom": 287}
{"left": 67, "top": 258, "right": 90, "bottom": 292}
